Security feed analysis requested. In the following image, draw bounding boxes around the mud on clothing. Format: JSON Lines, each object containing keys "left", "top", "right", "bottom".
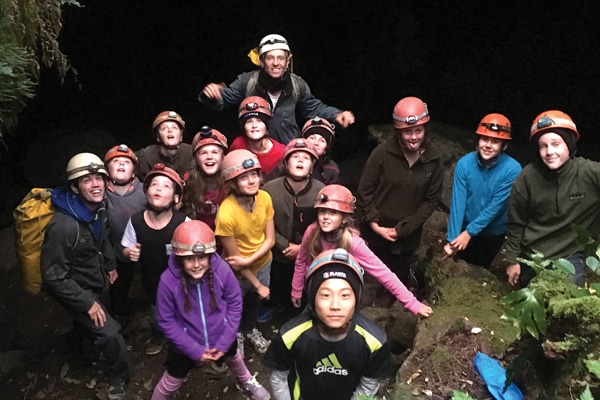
{"left": 121, "top": 210, "right": 187, "bottom": 304}
{"left": 263, "top": 308, "right": 391, "bottom": 400}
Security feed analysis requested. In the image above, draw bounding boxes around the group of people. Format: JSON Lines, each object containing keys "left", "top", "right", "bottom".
{"left": 37, "top": 32, "right": 600, "bottom": 400}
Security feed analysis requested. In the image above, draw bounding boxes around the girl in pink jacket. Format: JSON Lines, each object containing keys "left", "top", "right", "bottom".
{"left": 291, "top": 184, "right": 433, "bottom": 317}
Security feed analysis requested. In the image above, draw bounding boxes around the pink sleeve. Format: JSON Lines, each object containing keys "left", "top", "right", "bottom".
{"left": 351, "top": 237, "right": 425, "bottom": 315}
{"left": 291, "top": 224, "right": 316, "bottom": 299}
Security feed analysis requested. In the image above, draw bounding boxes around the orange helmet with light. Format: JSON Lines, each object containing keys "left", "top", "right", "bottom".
{"left": 284, "top": 138, "right": 319, "bottom": 161}
{"left": 392, "top": 97, "right": 430, "bottom": 129}
{"left": 192, "top": 126, "right": 228, "bottom": 154}
{"left": 530, "top": 110, "right": 579, "bottom": 142}
{"left": 221, "top": 149, "right": 261, "bottom": 182}
{"left": 152, "top": 111, "right": 185, "bottom": 130}
{"left": 143, "top": 163, "right": 185, "bottom": 198}
{"left": 238, "top": 96, "right": 272, "bottom": 126}
{"left": 314, "top": 184, "right": 356, "bottom": 214}
{"left": 104, "top": 144, "right": 138, "bottom": 164}
{"left": 301, "top": 117, "right": 335, "bottom": 146}
{"left": 171, "top": 220, "right": 217, "bottom": 256}
{"left": 476, "top": 114, "right": 512, "bottom": 140}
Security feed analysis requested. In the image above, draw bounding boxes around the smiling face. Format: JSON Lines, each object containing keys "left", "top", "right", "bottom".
{"left": 107, "top": 156, "right": 135, "bottom": 185}
{"left": 318, "top": 208, "right": 344, "bottom": 233}
{"left": 243, "top": 117, "right": 268, "bottom": 141}
{"left": 74, "top": 173, "right": 105, "bottom": 209}
{"left": 261, "top": 49, "right": 289, "bottom": 79}
{"left": 234, "top": 169, "right": 260, "bottom": 196}
{"left": 157, "top": 121, "right": 183, "bottom": 148}
{"left": 398, "top": 125, "right": 425, "bottom": 153}
{"left": 476, "top": 136, "right": 505, "bottom": 163}
{"left": 537, "top": 132, "right": 570, "bottom": 170}
{"left": 314, "top": 278, "right": 355, "bottom": 329}
{"left": 182, "top": 254, "right": 211, "bottom": 281}
{"left": 305, "top": 133, "right": 328, "bottom": 156}
{"left": 286, "top": 151, "right": 314, "bottom": 180}
{"left": 146, "top": 175, "right": 177, "bottom": 210}
{"left": 195, "top": 144, "right": 224, "bottom": 176}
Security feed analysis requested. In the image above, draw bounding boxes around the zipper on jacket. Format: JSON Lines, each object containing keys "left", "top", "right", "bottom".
{"left": 196, "top": 284, "right": 210, "bottom": 349}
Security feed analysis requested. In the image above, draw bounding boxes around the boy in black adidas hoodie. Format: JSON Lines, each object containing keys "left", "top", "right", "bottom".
{"left": 262, "top": 249, "right": 391, "bottom": 400}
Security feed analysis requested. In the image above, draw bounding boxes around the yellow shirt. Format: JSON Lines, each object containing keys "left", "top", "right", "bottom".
{"left": 215, "top": 190, "right": 274, "bottom": 275}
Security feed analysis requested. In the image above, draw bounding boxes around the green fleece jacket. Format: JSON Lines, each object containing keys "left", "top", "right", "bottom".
{"left": 356, "top": 136, "right": 443, "bottom": 253}
{"left": 504, "top": 157, "right": 600, "bottom": 264}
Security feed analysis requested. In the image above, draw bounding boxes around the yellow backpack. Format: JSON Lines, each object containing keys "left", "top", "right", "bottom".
{"left": 13, "top": 188, "right": 55, "bottom": 295}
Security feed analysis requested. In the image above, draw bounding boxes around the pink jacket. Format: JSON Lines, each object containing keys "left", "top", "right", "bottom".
{"left": 291, "top": 223, "right": 425, "bottom": 315}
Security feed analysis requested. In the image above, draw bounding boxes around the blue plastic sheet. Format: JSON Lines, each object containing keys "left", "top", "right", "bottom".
{"left": 473, "top": 352, "right": 523, "bottom": 400}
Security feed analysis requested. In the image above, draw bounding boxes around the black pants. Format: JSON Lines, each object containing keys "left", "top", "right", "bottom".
{"left": 165, "top": 338, "right": 237, "bottom": 378}
{"left": 62, "top": 294, "right": 130, "bottom": 384}
{"left": 459, "top": 234, "right": 505, "bottom": 269}
{"left": 370, "top": 246, "right": 413, "bottom": 287}
{"left": 109, "top": 259, "right": 135, "bottom": 316}
{"left": 264, "top": 260, "right": 294, "bottom": 308}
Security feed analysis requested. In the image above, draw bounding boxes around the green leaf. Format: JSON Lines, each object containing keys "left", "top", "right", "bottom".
{"left": 584, "top": 359, "right": 600, "bottom": 379}
{"left": 451, "top": 391, "right": 476, "bottom": 400}
{"left": 553, "top": 258, "right": 575, "bottom": 276}
{"left": 590, "top": 283, "right": 600, "bottom": 295}
{"left": 587, "top": 256, "right": 600, "bottom": 272}
{"left": 577, "top": 384, "right": 594, "bottom": 400}
{"left": 501, "top": 288, "right": 546, "bottom": 339}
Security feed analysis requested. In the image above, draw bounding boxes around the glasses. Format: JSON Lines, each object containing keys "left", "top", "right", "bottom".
{"left": 242, "top": 158, "right": 257, "bottom": 169}
{"left": 480, "top": 123, "right": 512, "bottom": 133}
{"left": 536, "top": 116, "right": 554, "bottom": 129}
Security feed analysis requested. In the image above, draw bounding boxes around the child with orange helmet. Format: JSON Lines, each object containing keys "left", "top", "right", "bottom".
{"left": 291, "top": 184, "right": 432, "bottom": 317}
{"left": 443, "top": 114, "right": 522, "bottom": 268}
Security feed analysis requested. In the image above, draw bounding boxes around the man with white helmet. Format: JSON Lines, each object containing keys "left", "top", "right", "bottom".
{"left": 199, "top": 34, "right": 354, "bottom": 144}
{"left": 41, "top": 153, "right": 130, "bottom": 400}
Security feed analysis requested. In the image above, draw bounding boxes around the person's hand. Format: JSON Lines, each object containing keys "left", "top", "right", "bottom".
{"left": 200, "top": 348, "right": 224, "bottom": 362}
{"left": 108, "top": 270, "right": 119, "bottom": 285}
{"left": 506, "top": 263, "right": 521, "bottom": 286}
{"left": 202, "top": 83, "right": 226, "bottom": 100}
{"left": 449, "top": 231, "right": 471, "bottom": 252}
{"left": 443, "top": 243, "right": 455, "bottom": 257}
{"left": 257, "top": 284, "right": 270, "bottom": 300}
{"left": 225, "top": 255, "right": 251, "bottom": 270}
{"left": 417, "top": 304, "right": 433, "bottom": 317}
{"left": 88, "top": 301, "right": 107, "bottom": 328}
{"left": 335, "top": 110, "right": 355, "bottom": 128}
{"left": 370, "top": 221, "right": 397, "bottom": 242}
{"left": 291, "top": 296, "right": 302, "bottom": 308}
{"left": 283, "top": 243, "right": 300, "bottom": 260}
{"left": 126, "top": 243, "right": 141, "bottom": 262}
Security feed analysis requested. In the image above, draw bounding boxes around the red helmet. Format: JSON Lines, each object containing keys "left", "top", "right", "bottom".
{"left": 314, "top": 184, "right": 356, "bottom": 214}
{"left": 392, "top": 97, "right": 430, "bottom": 129}
{"left": 192, "top": 126, "right": 228, "bottom": 154}
{"left": 221, "top": 149, "right": 261, "bottom": 181}
{"left": 104, "top": 144, "right": 138, "bottom": 164}
{"left": 284, "top": 138, "right": 319, "bottom": 161}
{"left": 530, "top": 110, "right": 579, "bottom": 142}
{"left": 171, "top": 220, "right": 217, "bottom": 256}
{"left": 476, "top": 114, "right": 512, "bottom": 140}
{"left": 305, "top": 248, "right": 364, "bottom": 307}
{"left": 152, "top": 111, "right": 185, "bottom": 130}
{"left": 238, "top": 96, "right": 272, "bottom": 125}
{"left": 143, "top": 163, "right": 185, "bottom": 197}
{"left": 301, "top": 117, "right": 335, "bottom": 146}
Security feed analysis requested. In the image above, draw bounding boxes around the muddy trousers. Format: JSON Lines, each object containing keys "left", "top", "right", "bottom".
{"left": 61, "top": 296, "right": 131, "bottom": 386}
{"left": 151, "top": 342, "right": 246, "bottom": 400}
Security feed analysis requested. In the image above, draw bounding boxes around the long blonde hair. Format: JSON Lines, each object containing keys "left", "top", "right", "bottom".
{"left": 306, "top": 212, "right": 359, "bottom": 261}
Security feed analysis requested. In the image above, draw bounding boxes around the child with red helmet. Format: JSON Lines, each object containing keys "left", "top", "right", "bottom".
{"left": 121, "top": 164, "right": 188, "bottom": 355}
{"left": 292, "top": 184, "right": 432, "bottom": 317}
{"left": 151, "top": 220, "right": 270, "bottom": 400}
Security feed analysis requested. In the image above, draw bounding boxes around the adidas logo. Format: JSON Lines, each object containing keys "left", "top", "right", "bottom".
{"left": 313, "top": 353, "right": 348, "bottom": 376}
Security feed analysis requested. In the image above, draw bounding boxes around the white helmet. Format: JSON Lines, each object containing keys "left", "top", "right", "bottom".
{"left": 66, "top": 153, "right": 108, "bottom": 181}
{"left": 258, "top": 34, "right": 290, "bottom": 56}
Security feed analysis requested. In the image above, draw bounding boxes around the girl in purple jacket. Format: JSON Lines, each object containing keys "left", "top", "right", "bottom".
{"left": 151, "top": 220, "right": 270, "bottom": 400}
{"left": 291, "top": 185, "right": 433, "bottom": 317}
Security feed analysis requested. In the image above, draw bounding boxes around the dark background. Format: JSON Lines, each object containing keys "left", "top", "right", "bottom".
{"left": 8, "top": 1, "right": 600, "bottom": 178}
